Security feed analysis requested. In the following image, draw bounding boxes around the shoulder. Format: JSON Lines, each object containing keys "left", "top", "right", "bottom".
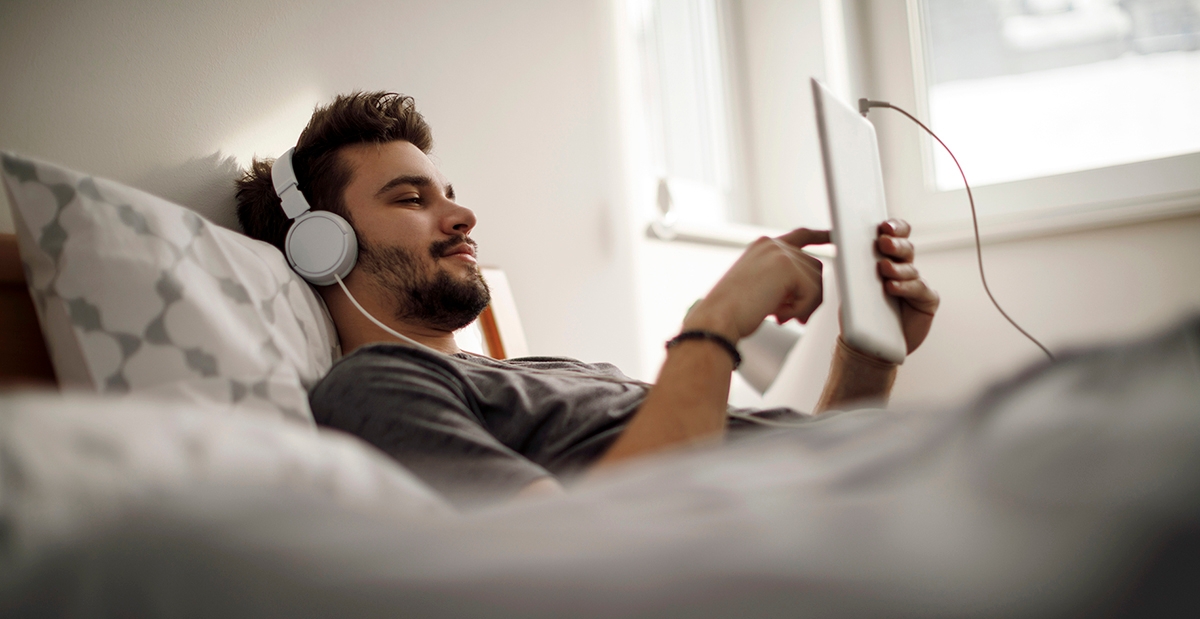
{"left": 311, "top": 344, "right": 469, "bottom": 402}
{"left": 329, "top": 343, "right": 455, "bottom": 375}
{"left": 309, "top": 344, "right": 481, "bottom": 427}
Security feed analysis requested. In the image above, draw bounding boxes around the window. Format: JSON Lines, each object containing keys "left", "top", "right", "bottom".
{"left": 921, "top": 0, "right": 1200, "bottom": 189}
{"left": 629, "top": 0, "right": 839, "bottom": 245}
{"left": 630, "top": 0, "right": 748, "bottom": 233}
{"left": 863, "top": 0, "right": 1200, "bottom": 244}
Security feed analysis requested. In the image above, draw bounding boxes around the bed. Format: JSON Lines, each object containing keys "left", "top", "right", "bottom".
{"left": 1, "top": 152, "right": 1198, "bottom": 617}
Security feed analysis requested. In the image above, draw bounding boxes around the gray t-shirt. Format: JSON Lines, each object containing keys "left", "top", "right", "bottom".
{"left": 309, "top": 344, "right": 801, "bottom": 506}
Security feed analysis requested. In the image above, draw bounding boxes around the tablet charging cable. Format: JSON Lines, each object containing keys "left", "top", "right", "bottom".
{"left": 859, "top": 99, "right": 1054, "bottom": 361}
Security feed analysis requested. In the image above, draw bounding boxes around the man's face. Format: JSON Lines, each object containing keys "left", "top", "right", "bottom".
{"left": 338, "top": 140, "right": 489, "bottom": 331}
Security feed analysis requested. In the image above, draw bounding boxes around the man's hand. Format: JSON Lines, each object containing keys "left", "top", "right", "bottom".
{"left": 683, "top": 228, "right": 831, "bottom": 342}
{"left": 813, "top": 219, "right": 936, "bottom": 413}
{"left": 594, "top": 228, "right": 830, "bottom": 467}
{"left": 876, "top": 219, "right": 939, "bottom": 354}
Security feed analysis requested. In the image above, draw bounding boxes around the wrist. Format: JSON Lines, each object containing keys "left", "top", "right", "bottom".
{"left": 814, "top": 337, "right": 899, "bottom": 414}
{"left": 666, "top": 330, "right": 742, "bottom": 369}
{"left": 681, "top": 302, "right": 741, "bottom": 344}
{"left": 835, "top": 336, "right": 900, "bottom": 370}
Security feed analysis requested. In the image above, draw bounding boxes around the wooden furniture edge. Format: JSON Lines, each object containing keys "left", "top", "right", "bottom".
{"left": 0, "top": 232, "right": 58, "bottom": 388}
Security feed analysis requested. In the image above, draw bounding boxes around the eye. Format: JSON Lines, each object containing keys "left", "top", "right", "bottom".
{"left": 393, "top": 196, "right": 422, "bottom": 205}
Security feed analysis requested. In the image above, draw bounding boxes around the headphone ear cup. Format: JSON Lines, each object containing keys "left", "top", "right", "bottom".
{"left": 284, "top": 211, "right": 358, "bottom": 286}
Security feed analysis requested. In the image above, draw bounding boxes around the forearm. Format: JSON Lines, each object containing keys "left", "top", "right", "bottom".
{"left": 594, "top": 229, "right": 830, "bottom": 467}
{"left": 814, "top": 337, "right": 898, "bottom": 414}
{"left": 593, "top": 339, "right": 733, "bottom": 467}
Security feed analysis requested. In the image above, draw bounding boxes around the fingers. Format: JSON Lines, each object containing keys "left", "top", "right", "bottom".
{"left": 767, "top": 245, "right": 824, "bottom": 324}
{"left": 877, "top": 235, "right": 914, "bottom": 262}
{"left": 886, "top": 278, "right": 940, "bottom": 316}
{"left": 878, "top": 259, "right": 918, "bottom": 281}
{"left": 770, "top": 239, "right": 824, "bottom": 280}
{"left": 877, "top": 219, "right": 914, "bottom": 263}
{"left": 878, "top": 218, "right": 911, "bottom": 238}
{"left": 773, "top": 283, "right": 823, "bottom": 324}
{"left": 696, "top": 232, "right": 828, "bottom": 338}
{"left": 776, "top": 228, "right": 831, "bottom": 248}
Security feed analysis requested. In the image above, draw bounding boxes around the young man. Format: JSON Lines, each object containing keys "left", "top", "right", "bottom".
{"left": 236, "top": 92, "right": 940, "bottom": 507}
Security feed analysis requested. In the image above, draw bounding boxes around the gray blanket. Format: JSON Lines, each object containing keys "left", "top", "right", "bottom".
{"left": 3, "top": 315, "right": 1198, "bottom": 618}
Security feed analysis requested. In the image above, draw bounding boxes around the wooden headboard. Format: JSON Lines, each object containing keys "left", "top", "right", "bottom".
{"left": 0, "top": 233, "right": 57, "bottom": 388}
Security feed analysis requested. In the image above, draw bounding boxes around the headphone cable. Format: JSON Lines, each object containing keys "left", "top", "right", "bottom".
{"left": 332, "top": 274, "right": 653, "bottom": 387}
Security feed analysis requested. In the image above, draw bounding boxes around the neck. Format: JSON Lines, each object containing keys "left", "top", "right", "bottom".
{"left": 319, "top": 278, "right": 461, "bottom": 357}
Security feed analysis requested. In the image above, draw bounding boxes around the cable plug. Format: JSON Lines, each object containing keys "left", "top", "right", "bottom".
{"left": 858, "top": 98, "right": 890, "bottom": 116}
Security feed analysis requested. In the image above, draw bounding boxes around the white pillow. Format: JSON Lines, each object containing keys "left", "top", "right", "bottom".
{"left": 1, "top": 152, "right": 338, "bottom": 423}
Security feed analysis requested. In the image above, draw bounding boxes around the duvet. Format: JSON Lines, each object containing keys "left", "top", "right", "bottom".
{"left": 1, "top": 316, "right": 1197, "bottom": 618}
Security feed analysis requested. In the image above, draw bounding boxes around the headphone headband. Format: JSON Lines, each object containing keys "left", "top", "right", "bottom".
{"left": 272, "top": 147, "right": 311, "bottom": 220}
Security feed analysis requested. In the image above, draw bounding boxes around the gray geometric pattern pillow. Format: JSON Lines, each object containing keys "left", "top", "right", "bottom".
{"left": 2, "top": 152, "right": 338, "bottom": 424}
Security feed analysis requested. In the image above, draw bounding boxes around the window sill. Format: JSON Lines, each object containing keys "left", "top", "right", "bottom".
{"left": 909, "top": 188, "right": 1200, "bottom": 252}
{"left": 644, "top": 219, "right": 836, "bottom": 258}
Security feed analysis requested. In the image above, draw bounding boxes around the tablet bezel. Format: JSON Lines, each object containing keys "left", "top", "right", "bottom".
{"left": 812, "top": 78, "right": 907, "bottom": 364}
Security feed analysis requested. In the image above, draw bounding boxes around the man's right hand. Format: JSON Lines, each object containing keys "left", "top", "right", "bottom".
{"left": 683, "top": 228, "right": 831, "bottom": 342}
{"left": 594, "top": 228, "right": 830, "bottom": 467}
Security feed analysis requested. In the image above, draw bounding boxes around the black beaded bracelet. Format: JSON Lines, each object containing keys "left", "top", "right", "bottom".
{"left": 666, "top": 330, "right": 742, "bottom": 369}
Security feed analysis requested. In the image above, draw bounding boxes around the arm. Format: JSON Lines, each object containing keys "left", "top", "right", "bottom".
{"left": 813, "top": 219, "right": 939, "bottom": 413}
{"left": 596, "top": 229, "right": 830, "bottom": 467}
{"left": 595, "top": 220, "right": 939, "bottom": 466}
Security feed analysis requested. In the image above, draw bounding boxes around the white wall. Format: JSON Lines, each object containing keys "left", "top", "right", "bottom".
{"left": 0, "top": 0, "right": 642, "bottom": 372}
{"left": 889, "top": 213, "right": 1200, "bottom": 408}
{"left": 736, "top": 0, "right": 831, "bottom": 230}
{"left": 4, "top": 0, "right": 1197, "bottom": 409}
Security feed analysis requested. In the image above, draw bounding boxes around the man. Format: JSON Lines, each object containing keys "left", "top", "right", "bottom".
{"left": 236, "top": 92, "right": 940, "bottom": 507}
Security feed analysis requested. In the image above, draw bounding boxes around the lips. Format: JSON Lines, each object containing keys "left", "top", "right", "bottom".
{"left": 442, "top": 244, "right": 474, "bottom": 258}
{"left": 441, "top": 242, "right": 477, "bottom": 262}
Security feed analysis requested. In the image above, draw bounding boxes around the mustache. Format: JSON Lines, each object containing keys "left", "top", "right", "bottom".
{"left": 429, "top": 235, "right": 477, "bottom": 259}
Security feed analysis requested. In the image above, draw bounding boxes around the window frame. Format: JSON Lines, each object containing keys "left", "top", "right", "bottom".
{"left": 861, "top": 0, "right": 1200, "bottom": 249}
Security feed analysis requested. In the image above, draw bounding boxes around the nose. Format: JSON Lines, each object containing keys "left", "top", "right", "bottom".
{"left": 442, "top": 198, "right": 476, "bottom": 236}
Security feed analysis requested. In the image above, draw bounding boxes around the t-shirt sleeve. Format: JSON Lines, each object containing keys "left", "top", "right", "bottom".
{"left": 309, "top": 349, "right": 552, "bottom": 508}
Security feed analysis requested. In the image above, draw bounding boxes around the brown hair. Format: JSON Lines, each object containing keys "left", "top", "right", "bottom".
{"left": 235, "top": 92, "right": 434, "bottom": 251}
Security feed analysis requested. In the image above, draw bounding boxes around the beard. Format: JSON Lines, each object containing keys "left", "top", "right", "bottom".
{"left": 357, "top": 235, "right": 491, "bottom": 332}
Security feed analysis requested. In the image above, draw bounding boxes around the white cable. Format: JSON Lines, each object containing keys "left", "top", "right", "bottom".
{"left": 333, "top": 273, "right": 428, "bottom": 349}
{"left": 859, "top": 100, "right": 1054, "bottom": 361}
{"left": 332, "top": 274, "right": 651, "bottom": 388}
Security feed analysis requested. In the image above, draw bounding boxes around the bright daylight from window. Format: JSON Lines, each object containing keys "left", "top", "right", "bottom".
{"left": 922, "top": 0, "right": 1200, "bottom": 190}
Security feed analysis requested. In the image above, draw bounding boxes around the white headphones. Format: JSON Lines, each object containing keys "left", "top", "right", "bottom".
{"left": 272, "top": 147, "right": 358, "bottom": 286}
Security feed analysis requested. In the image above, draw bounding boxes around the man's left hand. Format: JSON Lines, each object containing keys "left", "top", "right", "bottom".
{"left": 876, "top": 219, "right": 939, "bottom": 354}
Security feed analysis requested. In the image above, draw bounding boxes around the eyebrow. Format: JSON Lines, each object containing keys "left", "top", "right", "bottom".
{"left": 374, "top": 175, "right": 455, "bottom": 200}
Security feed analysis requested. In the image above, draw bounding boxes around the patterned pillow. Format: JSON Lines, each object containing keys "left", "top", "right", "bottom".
{"left": 1, "top": 152, "right": 338, "bottom": 424}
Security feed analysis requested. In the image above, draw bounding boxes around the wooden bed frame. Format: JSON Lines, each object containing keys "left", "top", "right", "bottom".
{"left": 0, "top": 233, "right": 56, "bottom": 388}
{"left": 0, "top": 232, "right": 526, "bottom": 389}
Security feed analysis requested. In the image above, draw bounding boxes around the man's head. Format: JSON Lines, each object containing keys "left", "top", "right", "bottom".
{"left": 236, "top": 92, "right": 489, "bottom": 332}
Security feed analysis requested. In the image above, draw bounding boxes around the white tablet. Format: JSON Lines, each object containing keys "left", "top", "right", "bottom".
{"left": 812, "top": 78, "right": 906, "bottom": 364}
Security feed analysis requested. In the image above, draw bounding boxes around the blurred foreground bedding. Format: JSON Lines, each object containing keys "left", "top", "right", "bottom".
{"left": 1, "top": 316, "right": 1198, "bottom": 618}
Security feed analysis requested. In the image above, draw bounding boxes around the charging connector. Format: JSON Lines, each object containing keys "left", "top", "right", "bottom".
{"left": 859, "top": 100, "right": 1054, "bottom": 361}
